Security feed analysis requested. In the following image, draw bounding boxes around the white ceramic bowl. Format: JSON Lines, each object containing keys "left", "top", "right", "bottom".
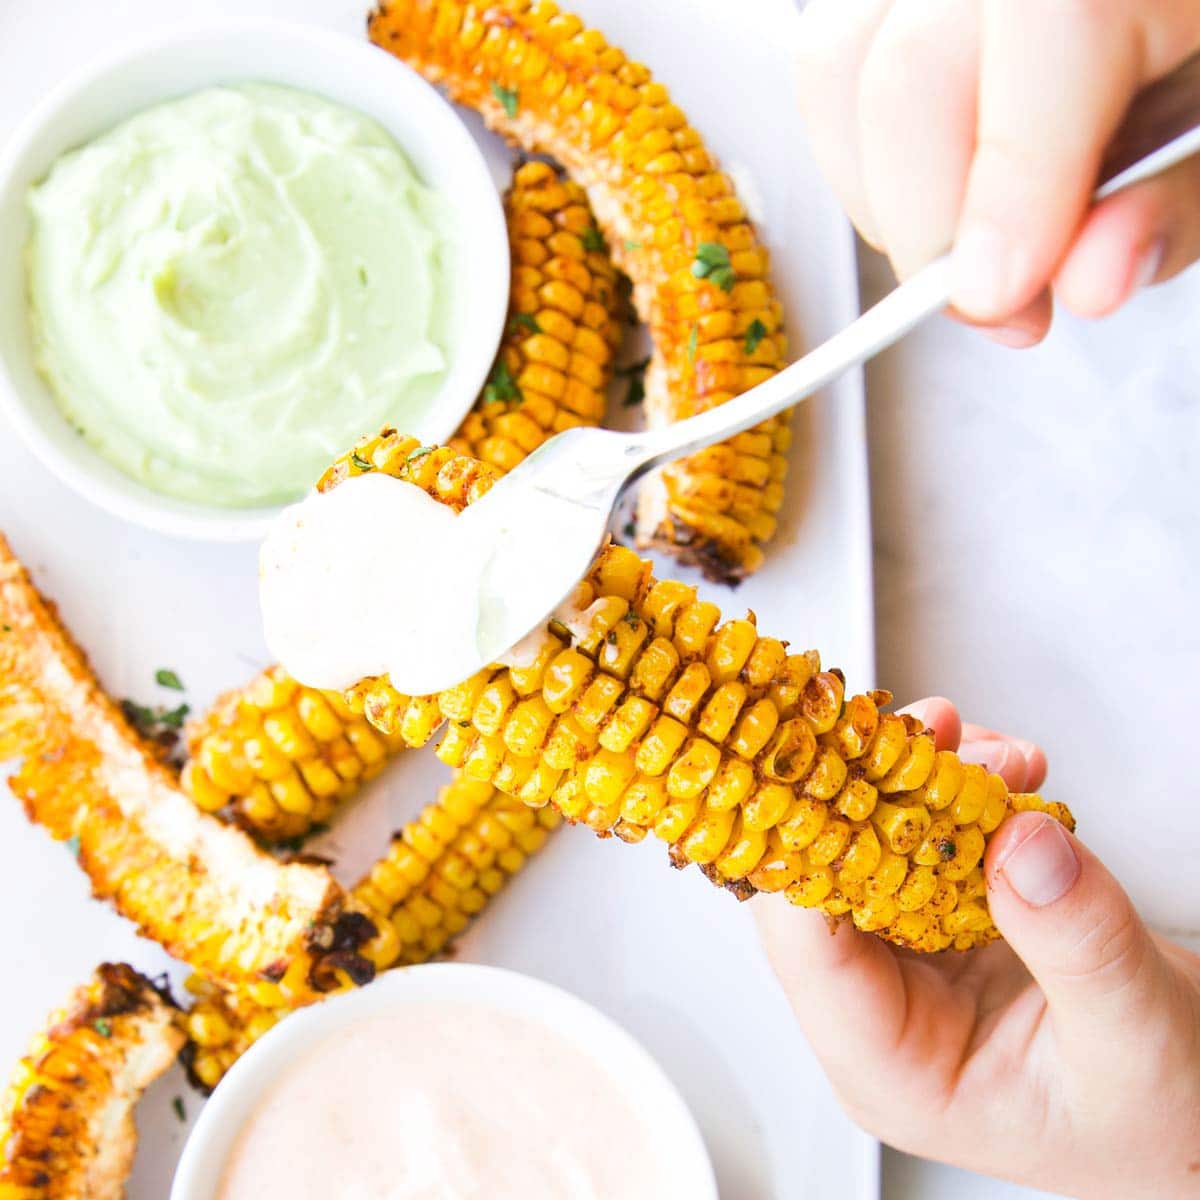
{"left": 0, "top": 23, "right": 508, "bottom": 541}
{"left": 171, "top": 963, "right": 717, "bottom": 1200}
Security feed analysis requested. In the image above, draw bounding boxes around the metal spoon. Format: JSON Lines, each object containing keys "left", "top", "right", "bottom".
{"left": 398, "top": 67, "right": 1200, "bottom": 697}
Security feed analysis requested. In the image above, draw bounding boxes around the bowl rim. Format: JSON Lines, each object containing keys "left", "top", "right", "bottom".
{"left": 0, "top": 19, "right": 509, "bottom": 542}
{"left": 169, "top": 963, "right": 719, "bottom": 1200}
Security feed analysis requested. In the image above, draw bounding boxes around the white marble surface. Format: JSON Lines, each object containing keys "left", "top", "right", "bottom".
{"left": 863, "top": 242, "right": 1200, "bottom": 1200}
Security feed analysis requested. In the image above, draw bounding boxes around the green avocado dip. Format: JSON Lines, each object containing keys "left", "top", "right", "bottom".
{"left": 26, "top": 83, "right": 453, "bottom": 507}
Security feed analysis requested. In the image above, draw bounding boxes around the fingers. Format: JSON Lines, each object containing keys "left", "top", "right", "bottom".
{"left": 951, "top": 0, "right": 1143, "bottom": 321}
{"left": 795, "top": 0, "right": 893, "bottom": 246}
{"left": 985, "top": 813, "right": 1169, "bottom": 1051}
{"left": 857, "top": 0, "right": 979, "bottom": 278}
{"left": 959, "top": 722, "right": 1048, "bottom": 791}
{"left": 1055, "top": 151, "right": 1200, "bottom": 318}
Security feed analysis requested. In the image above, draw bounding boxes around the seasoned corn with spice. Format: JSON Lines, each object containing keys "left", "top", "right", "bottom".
{"left": 324, "top": 437, "right": 1074, "bottom": 954}
{"left": 0, "top": 964, "right": 184, "bottom": 1200}
{"left": 0, "top": 536, "right": 374, "bottom": 995}
{"left": 369, "top": 0, "right": 791, "bottom": 581}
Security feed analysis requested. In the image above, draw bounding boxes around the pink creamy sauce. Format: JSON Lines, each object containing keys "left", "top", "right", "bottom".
{"left": 217, "top": 1003, "right": 674, "bottom": 1199}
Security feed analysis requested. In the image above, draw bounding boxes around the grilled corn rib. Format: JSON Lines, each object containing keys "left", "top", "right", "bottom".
{"left": 368, "top": 0, "right": 791, "bottom": 581}
{"left": 0, "top": 536, "right": 374, "bottom": 993}
{"left": 454, "top": 159, "right": 622, "bottom": 470}
{"left": 184, "top": 772, "right": 561, "bottom": 1089}
{"left": 323, "top": 433, "right": 1074, "bottom": 953}
{"left": 182, "top": 667, "right": 408, "bottom": 842}
{"left": 0, "top": 964, "right": 183, "bottom": 1200}
{"left": 181, "top": 160, "right": 621, "bottom": 842}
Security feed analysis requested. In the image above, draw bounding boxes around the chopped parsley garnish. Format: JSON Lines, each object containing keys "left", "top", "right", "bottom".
{"left": 622, "top": 610, "right": 640, "bottom": 629}
{"left": 405, "top": 445, "right": 434, "bottom": 463}
{"left": 744, "top": 318, "right": 768, "bottom": 356}
{"left": 351, "top": 451, "right": 374, "bottom": 472}
{"left": 624, "top": 239, "right": 642, "bottom": 251}
{"left": 155, "top": 668, "right": 184, "bottom": 691}
{"left": 483, "top": 358, "right": 522, "bottom": 404}
{"left": 622, "top": 520, "right": 636, "bottom": 539}
{"left": 692, "top": 242, "right": 735, "bottom": 292}
{"left": 491, "top": 81, "right": 519, "bottom": 118}
{"left": 509, "top": 312, "right": 541, "bottom": 335}
{"left": 616, "top": 357, "right": 650, "bottom": 408}
{"left": 937, "top": 838, "right": 957, "bottom": 862}
{"left": 581, "top": 227, "right": 605, "bottom": 253}
{"left": 172, "top": 1096, "right": 187, "bottom": 1122}
{"left": 687, "top": 325, "right": 698, "bottom": 364}
{"left": 93, "top": 1018, "right": 112, "bottom": 1038}
{"left": 65, "top": 835, "right": 81, "bottom": 858}
{"left": 121, "top": 699, "right": 190, "bottom": 736}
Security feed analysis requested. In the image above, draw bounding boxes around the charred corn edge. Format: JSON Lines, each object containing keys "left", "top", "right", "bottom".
{"left": 180, "top": 160, "right": 622, "bottom": 843}
{"left": 327, "top": 437, "right": 1075, "bottom": 954}
{"left": 0, "top": 964, "right": 184, "bottom": 1198}
{"left": 368, "top": 0, "right": 791, "bottom": 582}
{"left": 183, "top": 772, "right": 562, "bottom": 1089}
{"left": 0, "top": 536, "right": 372, "bottom": 994}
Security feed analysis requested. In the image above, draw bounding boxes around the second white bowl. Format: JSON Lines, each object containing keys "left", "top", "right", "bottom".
{"left": 0, "top": 22, "right": 509, "bottom": 541}
{"left": 171, "top": 964, "right": 718, "bottom": 1199}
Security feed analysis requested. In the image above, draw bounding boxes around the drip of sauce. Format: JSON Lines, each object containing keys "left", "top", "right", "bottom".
{"left": 216, "top": 1004, "right": 675, "bottom": 1200}
{"left": 259, "top": 471, "right": 603, "bottom": 695}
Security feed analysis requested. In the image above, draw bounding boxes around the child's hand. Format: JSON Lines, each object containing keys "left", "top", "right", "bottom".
{"left": 757, "top": 697, "right": 1200, "bottom": 1199}
{"left": 795, "top": 2, "right": 1200, "bottom": 343}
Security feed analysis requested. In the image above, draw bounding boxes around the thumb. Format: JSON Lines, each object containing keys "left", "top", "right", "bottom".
{"left": 985, "top": 812, "right": 1166, "bottom": 1041}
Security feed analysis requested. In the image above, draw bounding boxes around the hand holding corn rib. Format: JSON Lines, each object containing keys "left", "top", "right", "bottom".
{"left": 184, "top": 772, "right": 561, "bottom": 1089}
{"left": 0, "top": 536, "right": 374, "bottom": 994}
{"left": 182, "top": 161, "right": 622, "bottom": 842}
{"left": 0, "top": 964, "right": 183, "bottom": 1200}
{"left": 369, "top": 0, "right": 791, "bottom": 581}
{"left": 322, "top": 432, "right": 1074, "bottom": 953}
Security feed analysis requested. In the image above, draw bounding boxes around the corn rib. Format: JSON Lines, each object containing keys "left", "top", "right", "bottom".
{"left": 184, "top": 771, "right": 560, "bottom": 1089}
{"left": 0, "top": 536, "right": 375, "bottom": 994}
{"left": 0, "top": 964, "right": 184, "bottom": 1200}
{"left": 181, "top": 160, "right": 621, "bottom": 842}
{"left": 324, "top": 434, "right": 1074, "bottom": 953}
{"left": 368, "top": 0, "right": 791, "bottom": 581}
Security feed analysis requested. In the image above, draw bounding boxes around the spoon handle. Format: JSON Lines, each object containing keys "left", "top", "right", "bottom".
{"left": 630, "top": 63, "right": 1200, "bottom": 475}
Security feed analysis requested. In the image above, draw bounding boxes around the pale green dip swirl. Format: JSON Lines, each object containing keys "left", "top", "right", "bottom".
{"left": 26, "top": 83, "right": 453, "bottom": 507}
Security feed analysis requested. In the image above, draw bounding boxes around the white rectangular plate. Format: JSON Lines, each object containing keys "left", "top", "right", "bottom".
{"left": 0, "top": 1, "right": 877, "bottom": 1196}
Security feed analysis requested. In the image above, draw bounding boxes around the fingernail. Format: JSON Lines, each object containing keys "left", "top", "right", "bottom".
{"left": 959, "top": 738, "right": 1023, "bottom": 779}
{"left": 952, "top": 220, "right": 1011, "bottom": 317}
{"left": 997, "top": 817, "right": 1080, "bottom": 908}
{"left": 1131, "top": 237, "right": 1165, "bottom": 293}
{"left": 985, "top": 324, "right": 1041, "bottom": 349}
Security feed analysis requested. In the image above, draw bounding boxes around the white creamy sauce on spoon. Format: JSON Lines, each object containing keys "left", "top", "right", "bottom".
{"left": 260, "top": 471, "right": 604, "bottom": 695}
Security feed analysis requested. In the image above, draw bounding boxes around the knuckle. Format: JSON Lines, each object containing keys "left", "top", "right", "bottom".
{"left": 1063, "top": 897, "right": 1149, "bottom": 994}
